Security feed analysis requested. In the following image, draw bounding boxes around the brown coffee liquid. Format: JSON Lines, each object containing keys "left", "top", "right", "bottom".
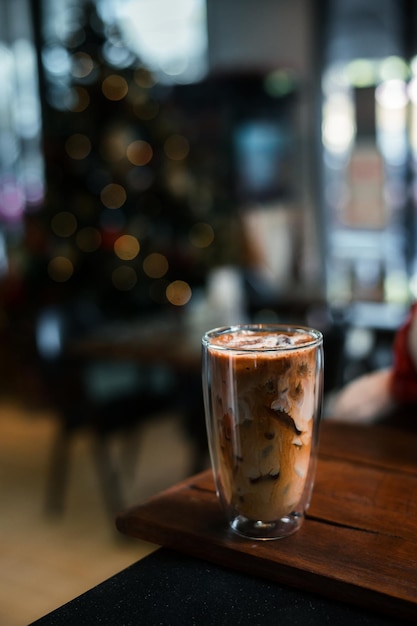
{"left": 208, "top": 330, "right": 318, "bottom": 520}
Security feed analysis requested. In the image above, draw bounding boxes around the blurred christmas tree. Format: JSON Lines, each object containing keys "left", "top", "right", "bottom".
{"left": 31, "top": 0, "right": 223, "bottom": 322}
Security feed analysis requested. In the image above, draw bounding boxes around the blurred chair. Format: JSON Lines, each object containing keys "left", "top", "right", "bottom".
{"left": 34, "top": 302, "right": 171, "bottom": 519}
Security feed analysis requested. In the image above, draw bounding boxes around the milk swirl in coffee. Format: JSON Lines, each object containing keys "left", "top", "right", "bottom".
{"left": 207, "top": 328, "right": 319, "bottom": 522}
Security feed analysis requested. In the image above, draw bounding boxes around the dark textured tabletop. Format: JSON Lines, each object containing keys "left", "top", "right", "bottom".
{"left": 30, "top": 547, "right": 409, "bottom": 626}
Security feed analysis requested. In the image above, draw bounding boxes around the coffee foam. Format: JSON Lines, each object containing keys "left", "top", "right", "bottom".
{"left": 209, "top": 329, "right": 314, "bottom": 351}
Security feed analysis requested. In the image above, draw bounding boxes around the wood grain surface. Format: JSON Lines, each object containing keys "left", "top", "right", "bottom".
{"left": 116, "top": 421, "right": 417, "bottom": 622}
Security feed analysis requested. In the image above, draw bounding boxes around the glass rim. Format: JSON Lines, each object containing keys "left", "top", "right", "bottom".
{"left": 202, "top": 323, "right": 323, "bottom": 352}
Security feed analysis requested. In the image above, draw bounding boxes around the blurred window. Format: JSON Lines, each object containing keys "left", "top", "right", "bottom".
{"left": 42, "top": 0, "right": 208, "bottom": 85}
{"left": 0, "top": 0, "right": 44, "bottom": 241}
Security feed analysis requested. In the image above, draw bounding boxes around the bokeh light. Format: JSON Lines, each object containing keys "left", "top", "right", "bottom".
{"left": 126, "top": 139, "right": 153, "bottom": 166}
{"left": 166, "top": 279, "right": 192, "bottom": 305}
{"left": 102, "top": 74, "right": 128, "bottom": 101}
{"left": 42, "top": 44, "right": 71, "bottom": 78}
{"left": 24, "top": 170, "right": 45, "bottom": 206}
{"left": 0, "top": 178, "right": 25, "bottom": 223}
{"left": 71, "top": 51, "right": 94, "bottom": 79}
{"left": 164, "top": 134, "right": 189, "bottom": 160}
{"left": 322, "top": 93, "right": 355, "bottom": 154}
{"left": 100, "top": 131, "right": 127, "bottom": 162}
{"left": 69, "top": 86, "right": 90, "bottom": 112}
{"left": 114, "top": 234, "right": 140, "bottom": 260}
{"left": 134, "top": 67, "right": 156, "bottom": 88}
{"left": 65, "top": 133, "right": 92, "bottom": 160}
{"left": 143, "top": 252, "right": 169, "bottom": 278}
{"left": 264, "top": 68, "right": 296, "bottom": 97}
{"left": 102, "top": 41, "right": 136, "bottom": 69}
{"left": 188, "top": 221, "right": 214, "bottom": 248}
{"left": 48, "top": 256, "right": 74, "bottom": 282}
{"left": 51, "top": 211, "right": 77, "bottom": 237}
{"left": 100, "top": 183, "right": 127, "bottom": 209}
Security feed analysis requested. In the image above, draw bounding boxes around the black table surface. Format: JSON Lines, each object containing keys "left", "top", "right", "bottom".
{"left": 29, "top": 547, "right": 410, "bottom": 626}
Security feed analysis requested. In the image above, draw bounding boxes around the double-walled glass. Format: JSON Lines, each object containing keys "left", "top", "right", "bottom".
{"left": 202, "top": 324, "right": 324, "bottom": 540}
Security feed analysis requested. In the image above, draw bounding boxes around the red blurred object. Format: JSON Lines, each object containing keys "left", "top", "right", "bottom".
{"left": 390, "top": 302, "right": 417, "bottom": 405}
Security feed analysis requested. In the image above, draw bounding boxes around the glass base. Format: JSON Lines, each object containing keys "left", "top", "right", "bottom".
{"left": 230, "top": 512, "right": 304, "bottom": 540}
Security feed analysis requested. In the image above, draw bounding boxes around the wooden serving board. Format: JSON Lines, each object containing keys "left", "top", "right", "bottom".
{"left": 116, "top": 421, "right": 417, "bottom": 623}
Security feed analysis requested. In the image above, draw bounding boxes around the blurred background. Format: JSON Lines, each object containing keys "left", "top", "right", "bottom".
{"left": 1, "top": 0, "right": 417, "bottom": 623}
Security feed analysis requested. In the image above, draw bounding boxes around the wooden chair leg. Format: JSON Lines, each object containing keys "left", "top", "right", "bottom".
{"left": 45, "top": 424, "right": 72, "bottom": 515}
{"left": 92, "top": 435, "right": 125, "bottom": 518}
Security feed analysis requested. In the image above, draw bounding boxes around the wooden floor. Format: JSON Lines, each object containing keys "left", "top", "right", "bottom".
{"left": 0, "top": 395, "right": 198, "bottom": 625}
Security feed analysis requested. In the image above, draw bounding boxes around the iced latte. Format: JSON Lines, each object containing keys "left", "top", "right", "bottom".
{"left": 202, "top": 325, "right": 323, "bottom": 540}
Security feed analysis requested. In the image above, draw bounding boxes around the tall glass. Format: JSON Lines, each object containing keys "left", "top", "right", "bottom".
{"left": 202, "top": 324, "right": 323, "bottom": 540}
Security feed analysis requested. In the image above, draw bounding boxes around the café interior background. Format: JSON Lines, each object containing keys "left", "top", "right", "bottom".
{"left": 1, "top": 0, "right": 417, "bottom": 622}
{"left": 1, "top": 0, "right": 417, "bottom": 393}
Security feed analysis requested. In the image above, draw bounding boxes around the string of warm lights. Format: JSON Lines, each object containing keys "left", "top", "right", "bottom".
{"left": 39, "top": 4, "right": 216, "bottom": 314}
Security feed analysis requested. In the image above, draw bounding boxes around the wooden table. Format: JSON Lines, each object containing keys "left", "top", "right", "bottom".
{"left": 70, "top": 315, "right": 202, "bottom": 371}
{"left": 116, "top": 420, "right": 417, "bottom": 623}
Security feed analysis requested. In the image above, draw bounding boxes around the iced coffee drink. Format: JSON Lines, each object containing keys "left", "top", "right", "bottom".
{"left": 202, "top": 325, "right": 323, "bottom": 540}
